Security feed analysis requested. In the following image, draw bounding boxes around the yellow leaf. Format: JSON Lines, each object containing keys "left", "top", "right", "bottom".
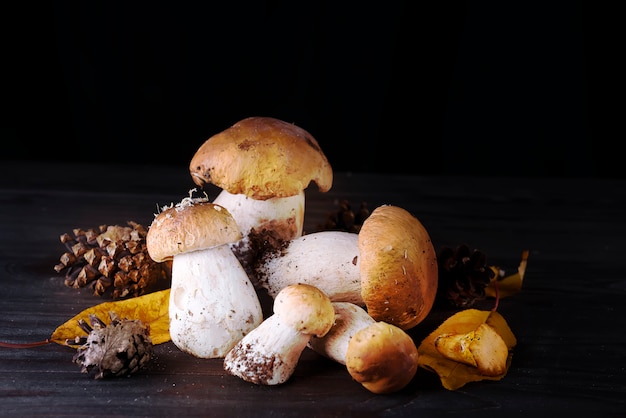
{"left": 51, "top": 289, "right": 171, "bottom": 347}
{"left": 417, "top": 309, "right": 516, "bottom": 390}
{"left": 485, "top": 250, "right": 529, "bottom": 299}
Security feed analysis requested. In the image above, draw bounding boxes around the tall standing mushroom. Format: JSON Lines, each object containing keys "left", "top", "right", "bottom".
{"left": 146, "top": 194, "right": 263, "bottom": 358}
{"left": 188, "top": 116, "right": 333, "bottom": 283}
{"left": 252, "top": 204, "right": 438, "bottom": 330}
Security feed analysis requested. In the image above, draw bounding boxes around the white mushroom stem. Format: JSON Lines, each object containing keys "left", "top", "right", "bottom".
{"left": 213, "top": 189, "right": 305, "bottom": 285}
{"left": 223, "top": 314, "right": 307, "bottom": 385}
{"left": 224, "top": 283, "right": 335, "bottom": 385}
{"left": 213, "top": 189, "right": 305, "bottom": 241}
{"left": 308, "top": 302, "right": 375, "bottom": 364}
{"left": 254, "top": 231, "right": 363, "bottom": 305}
{"left": 169, "top": 244, "right": 262, "bottom": 358}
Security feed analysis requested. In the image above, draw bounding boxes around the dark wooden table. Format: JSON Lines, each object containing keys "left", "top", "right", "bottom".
{"left": 1, "top": 161, "right": 625, "bottom": 417}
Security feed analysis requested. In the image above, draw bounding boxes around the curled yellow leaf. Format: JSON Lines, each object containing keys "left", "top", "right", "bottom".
{"left": 51, "top": 289, "right": 171, "bottom": 347}
{"left": 485, "top": 250, "right": 529, "bottom": 299}
{"left": 417, "top": 309, "right": 516, "bottom": 390}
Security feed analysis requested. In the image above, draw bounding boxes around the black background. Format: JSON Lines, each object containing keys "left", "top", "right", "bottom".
{"left": 1, "top": 1, "right": 620, "bottom": 177}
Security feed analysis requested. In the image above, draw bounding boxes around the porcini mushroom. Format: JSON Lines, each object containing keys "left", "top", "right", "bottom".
{"left": 146, "top": 193, "right": 263, "bottom": 358}
{"left": 223, "top": 283, "right": 335, "bottom": 385}
{"left": 309, "top": 302, "right": 419, "bottom": 394}
{"left": 253, "top": 204, "right": 438, "bottom": 330}
{"left": 189, "top": 116, "right": 333, "bottom": 281}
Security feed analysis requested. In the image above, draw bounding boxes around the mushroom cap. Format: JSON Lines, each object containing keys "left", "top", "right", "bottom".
{"left": 146, "top": 200, "right": 242, "bottom": 263}
{"left": 273, "top": 283, "right": 335, "bottom": 338}
{"left": 345, "top": 321, "right": 419, "bottom": 394}
{"left": 358, "top": 205, "right": 438, "bottom": 330}
{"left": 189, "top": 116, "right": 333, "bottom": 200}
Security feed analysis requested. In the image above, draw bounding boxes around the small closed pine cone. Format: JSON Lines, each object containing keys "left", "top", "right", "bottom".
{"left": 71, "top": 312, "right": 153, "bottom": 379}
{"left": 437, "top": 244, "right": 495, "bottom": 308}
{"left": 54, "top": 221, "right": 171, "bottom": 299}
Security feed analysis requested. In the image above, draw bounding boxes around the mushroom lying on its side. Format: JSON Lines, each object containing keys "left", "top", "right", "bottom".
{"left": 223, "top": 283, "right": 335, "bottom": 385}
{"left": 309, "top": 302, "right": 419, "bottom": 394}
{"left": 254, "top": 205, "right": 439, "bottom": 330}
{"left": 146, "top": 195, "right": 262, "bottom": 358}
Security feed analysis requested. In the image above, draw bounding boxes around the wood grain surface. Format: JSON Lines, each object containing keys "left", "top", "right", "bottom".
{"left": 1, "top": 161, "right": 625, "bottom": 417}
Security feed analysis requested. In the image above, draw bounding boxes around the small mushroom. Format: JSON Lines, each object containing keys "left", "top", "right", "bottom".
{"left": 189, "top": 116, "right": 333, "bottom": 281}
{"left": 254, "top": 204, "right": 439, "bottom": 330}
{"left": 223, "top": 283, "right": 335, "bottom": 385}
{"left": 146, "top": 194, "right": 263, "bottom": 358}
{"left": 309, "top": 302, "right": 419, "bottom": 394}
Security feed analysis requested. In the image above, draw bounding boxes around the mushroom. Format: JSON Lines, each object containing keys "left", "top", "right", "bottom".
{"left": 309, "top": 302, "right": 419, "bottom": 394}
{"left": 188, "top": 116, "right": 333, "bottom": 282}
{"left": 146, "top": 193, "right": 263, "bottom": 358}
{"left": 253, "top": 204, "right": 439, "bottom": 330}
{"left": 223, "top": 283, "right": 335, "bottom": 385}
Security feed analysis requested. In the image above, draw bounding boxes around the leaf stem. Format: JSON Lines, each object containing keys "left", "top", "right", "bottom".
{"left": 0, "top": 339, "right": 53, "bottom": 348}
{"left": 491, "top": 278, "right": 500, "bottom": 312}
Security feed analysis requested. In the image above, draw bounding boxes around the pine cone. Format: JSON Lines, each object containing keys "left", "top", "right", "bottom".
{"left": 71, "top": 312, "right": 153, "bottom": 379}
{"left": 317, "top": 200, "right": 370, "bottom": 233}
{"left": 54, "top": 221, "right": 171, "bottom": 299}
{"left": 437, "top": 244, "right": 495, "bottom": 308}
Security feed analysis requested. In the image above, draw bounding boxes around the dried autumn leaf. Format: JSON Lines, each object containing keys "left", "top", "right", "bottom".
{"left": 485, "top": 250, "right": 529, "bottom": 299}
{"left": 51, "top": 289, "right": 171, "bottom": 346}
{"left": 417, "top": 309, "right": 516, "bottom": 390}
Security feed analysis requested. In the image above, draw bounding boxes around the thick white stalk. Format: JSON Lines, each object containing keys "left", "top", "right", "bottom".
{"left": 214, "top": 189, "right": 305, "bottom": 287}
{"left": 255, "top": 231, "right": 363, "bottom": 305}
{"left": 223, "top": 315, "right": 309, "bottom": 385}
{"left": 169, "top": 244, "right": 262, "bottom": 358}
{"left": 308, "top": 302, "right": 375, "bottom": 365}
{"left": 213, "top": 189, "right": 305, "bottom": 240}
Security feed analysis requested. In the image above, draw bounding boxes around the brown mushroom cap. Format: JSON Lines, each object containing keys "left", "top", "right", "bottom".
{"left": 146, "top": 201, "right": 242, "bottom": 263}
{"left": 273, "top": 283, "right": 335, "bottom": 338}
{"left": 189, "top": 116, "right": 333, "bottom": 200}
{"left": 345, "top": 321, "right": 419, "bottom": 394}
{"left": 358, "top": 205, "right": 438, "bottom": 330}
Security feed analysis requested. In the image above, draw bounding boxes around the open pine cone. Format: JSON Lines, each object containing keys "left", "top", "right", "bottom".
{"left": 54, "top": 222, "right": 171, "bottom": 299}
{"left": 437, "top": 244, "right": 495, "bottom": 308}
{"left": 71, "top": 312, "right": 153, "bottom": 379}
